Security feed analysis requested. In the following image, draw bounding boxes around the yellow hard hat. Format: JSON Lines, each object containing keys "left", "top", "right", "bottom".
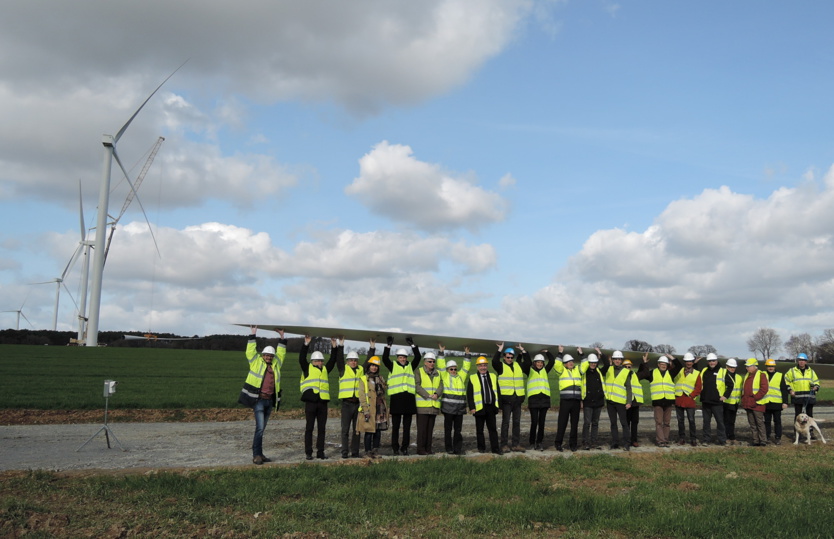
{"left": 745, "top": 358, "right": 758, "bottom": 367}
{"left": 476, "top": 356, "right": 489, "bottom": 365}
{"left": 623, "top": 359, "right": 633, "bottom": 367}
{"left": 764, "top": 358, "right": 776, "bottom": 367}
{"left": 368, "top": 356, "right": 381, "bottom": 366}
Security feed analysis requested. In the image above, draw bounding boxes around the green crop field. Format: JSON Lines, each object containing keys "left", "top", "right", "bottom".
{"left": 2, "top": 345, "right": 833, "bottom": 411}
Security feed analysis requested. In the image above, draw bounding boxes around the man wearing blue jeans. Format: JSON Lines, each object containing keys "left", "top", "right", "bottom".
{"left": 238, "top": 326, "right": 286, "bottom": 465}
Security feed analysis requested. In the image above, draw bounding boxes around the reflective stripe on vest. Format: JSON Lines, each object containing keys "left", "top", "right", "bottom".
{"left": 388, "top": 361, "right": 416, "bottom": 396}
{"left": 300, "top": 366, "right": 330, "bottom": 400}
{"left": 416, "top": 369, "right": 441, "bottom": 409}
{"left": 764, "top": 371, "right": 784, "bottom": 404}
{"left": 580, "top": 363, "right": 603, "bottom": 400}
{"left": 338, "top": 365, "right": 362, "bottom": 399}
{"left": 650, "top": 369, "right": 675, "bottom": 401}
{"left": 470, "top": 373, "right": 498, "bottom": 411}
{"left": 744, "top": 372, "right": 768, "bottom": 406}
{"left": 726, "top": 373, "right": 742, "bottom": 405}
{"left": 441, "top": 372, "right": 467, "bottom": 406}
{"left": 700, "top": 367, "right": 727, "bottom": 397}
{"left": 526, "top": 368, "right": 551, "bottom": 397}
{"left": 786, "top": 367, "right": 819, "bottom": 398}
{"left": 557, "top": 364, "right": 582, "bottom": 399}
{"left": 605, "top": 367, "right": 631, "bottom": 404}
{"left": 675, "top": 370, "right": 699, "bottom": 396}
{"left": 498, "top": 362, "right": 525, "bottom": 397}
{"left": 631, "top": 372, "right": 644, "bottom": 404}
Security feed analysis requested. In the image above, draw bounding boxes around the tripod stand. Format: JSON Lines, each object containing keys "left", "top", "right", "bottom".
{"left": 76, "top": 393, "right": 125, "bottom": 452}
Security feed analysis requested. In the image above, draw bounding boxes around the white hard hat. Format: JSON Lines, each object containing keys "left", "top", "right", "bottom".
{"left": 445, "top": 360, "right": 458, "bottom": 369}
{"left": 657, "top": 356, "right": 670, "bottom": 364}
{"left": 726, "top": 358, "right": 738, "bottom": 368}
{"left": 683, "top": 352, "right": 695, "bottom": 362}
{"left": 261, "top": 346, "right": 276, "bottom": 356}
{"left": 561, "top": 354, "right": 574, "bottom": 363}
{"left": 395, "top": 348, "right": 409, "bottom": 356}
{"left": 612, "top": 350, "right": 624, "bottom": 359}
{"left": 310, "top": 351, "right": 324, "bottom": 361}
{"left": 346, "top": 351, "right": 359, "bottom": 360}
{"left": 706, "top": 353, "right": 718, "bottom": 361}
{"left": 424, "top": 352, "right": 436, "bottom": 360}
{"left": 587, "top": 354, "right": 599, "bottom": 363}
{"left": 533, "top": 354, "right": 545, "bottom": 363}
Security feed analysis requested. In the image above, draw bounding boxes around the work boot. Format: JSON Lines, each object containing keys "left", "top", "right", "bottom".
{"left": 555, "top": 444, "right": 563, "bottom": 452}
{"left": 253, "top": 455, "right": 264, "bottom": 465}
{"left": 678, "top": 438, "right": 686, "bottom": 446}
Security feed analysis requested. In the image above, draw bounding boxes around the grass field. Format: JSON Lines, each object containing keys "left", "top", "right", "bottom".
{"left": 2, "top": 448, "right": 833, "bottom": 537}
{"left": 2, "top": 345, "right": 833, "bottom": 411}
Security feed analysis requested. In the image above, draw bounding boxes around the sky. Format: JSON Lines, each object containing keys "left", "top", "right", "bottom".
{"left": 2, "top": 1, "right": 834, "bottom": 357}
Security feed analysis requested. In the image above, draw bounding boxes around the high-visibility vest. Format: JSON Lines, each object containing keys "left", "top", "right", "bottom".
{"left": 605, "top": 367, "right": 631, "bottom": 404}
{"left": 338, "top": 364, "right": 362, "bottom": 399}
{"left": 630, "top": 372, "right": 644, "bottom": 404}
{"left": 239, "top": 340, "right": 286, "bottom": 408}
{"left": 300, "top": 365, "right": 330, "bottom": 401}
{"left": 785, "top": 367, "right": 820, "bottom": 398}
{"left": 675, "top": 370, "right": 699, "bottom": 396}
{"left": 388, "top": 361, "right": 416, "bottom": 396}
{"left": 416, "top": 369, "right": 441, "bottom": 409}
{"left": 554, "top": 361, "right": 582, "bottom": 399}
{"left": 726, "top": 373, "right": 742, "bottom": 405}
{"left": 763, "top": 371, "right": 784, "bottom": 404}
{"left": 580, "top": 362, "right": 604, "bottom": 400}
{"left": 743, "top": 371, "right": 768, "bottom": 406}
{"left": 700, "top": 367, "right": 727, "bottom": 397}
{"left": 497, "top": 362, "right": 525, "bottom": 397}
{"left": 441, "top": 372, "right": 467, "bottom": 407}
{"left": 526, "top": 367, "right": 551, "bottom": 397}
{"left": 469, "top": 373, "right": 499, "bottom": 412}
{"left": 649, "top": 369, "right": 675, "bottom": 401}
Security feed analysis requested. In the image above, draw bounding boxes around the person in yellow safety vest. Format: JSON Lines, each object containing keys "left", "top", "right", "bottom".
{"left": 336, "top": 337, "right": 362, "bottom": 459}
{"left": 599, "top": 350, "right": 634, "bottom": 451}
{"left": 553, "top": 345, "right": 584, "bottom": 452}
{"left": 525, "top": 349, "right": 555, "bottom": 451}
{"left": 492, "top": 342, "right": 527, "bottom": 453}
{"left": 762, "top": 358, "right": 790, "bottom": 445}
{"left": 415, "top": 350, "right": 444, "bottom": 455}
{"left": 741, "top": 358, "right": 769, "bottom": 446}
{"left": 695, "top": 352, "right": 728, "bottom": 446}
{"left": 786, "top": 353, "right": 821, "bottom": 421}
{"left": 579, "top": 349, "right": 606, "bottom": 450}
{"left": 640, "top": 353, "right": 676, "bottom": 447}
{"left": 299, "top": 335, "right": 337, "bottom": 460}
{"left": 722, "top": 358, "right": 743, "bottom": 445}
{"left": 357, "top": 356, "right": 388, "bottom": 459}
{"left": 240, "top": 326, "right": 286, "bottom": 465}
{"left": 382, "top": 335, "right": 422, "bottom": 456}
{"left": 467, "top": 355, "right": 502, "bottom": 455}
{"left": 625, "top": 356, "right": 649, "bottom": 448}
{"left": 672, "top": 352, "right": 702, "bottom": 447}
{"left": 438, "top": 343, "right": 471, "bottom": 455}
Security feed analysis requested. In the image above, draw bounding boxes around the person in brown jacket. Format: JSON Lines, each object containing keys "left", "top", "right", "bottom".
{"left": 741, "top": 358, "right": 769, "bottom": 447}
{"left": 358, "top": 356, "right": 388, "bottom": 458}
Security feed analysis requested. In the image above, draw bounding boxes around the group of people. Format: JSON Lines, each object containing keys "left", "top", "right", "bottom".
{"left": 239, "top": 327, "right": 822, "bottom": 463}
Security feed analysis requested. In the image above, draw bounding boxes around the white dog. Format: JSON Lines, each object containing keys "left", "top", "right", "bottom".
{"left": 794, "top": 413, "right": 827, "bottom": 445}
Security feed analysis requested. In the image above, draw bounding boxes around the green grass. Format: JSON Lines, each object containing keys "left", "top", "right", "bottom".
{"left": 2, "top": 345, "right": 833, "bottom": 410}
{"left": 2, "top": 450, "right": 833, "bottom": 537}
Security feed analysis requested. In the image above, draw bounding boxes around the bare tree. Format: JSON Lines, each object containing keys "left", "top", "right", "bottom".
{"left": 746, "top": 328, "right": 781, "bottom": 360}
{"left": 784, "top": 333, "right": 814, "bottom": 360}
{"left": 654, "top": 344, "right": 676, "bottom": 355}
{"left": 814, "top": 329, "right": 834, "bottom": 364}
{"left": 688, "top": 344, "right": 717, "bottom": 357}
{"left": 624, "top": 340, "right": 653, "bottom": 353}
{"left": 589, "top": 341, "right": 605, "bottom": 350}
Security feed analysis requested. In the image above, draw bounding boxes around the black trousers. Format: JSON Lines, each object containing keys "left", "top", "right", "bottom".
{"left": 415, "top": 414, "right": 437, "bottom": 454}
{"left": 555, "top": 399, "right": 581, "bottom": 448}
{"left": 606, "top": 402, "right": 630, "bottom": 446}
{"left": 475, "top": 407, "right": 500, "bottom": 452}
{"left": 702, "top": 403, "right": 726, "bottom": 443}
{"left": 764, "top": 409, "right": 783, "bottom": 439}
{"left": 528, "top": 407, "right": 548, "bottom": 445}
{"left": 626, "top": 405, "right": 640, "bottom": 443}
{"left": 304, "top": 401, "right": 328, "bottom": 456}
{"left": 676, "top": 406, "right": 697, "bottom": 441}
{"left": 443, "top": 413, "right": 464, "bottom": 454}
{"left": 390, "top": 413, "right": 413, "bottom": 452}
{"left": 340, "top": 400, "right": 360, "bottom": 457}
{"left": 723, "top": 403, "right": 738, "bottom": 440}
{"left": 500, "top": 397, "right": 522, "bottom": 447}
{"left": 582, "top": 404, "right": 603, "bottom": 446}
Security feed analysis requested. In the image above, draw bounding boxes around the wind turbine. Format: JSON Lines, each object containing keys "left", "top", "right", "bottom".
{"left": 2, "top": 296, "right": 34, "bottom": 330}
{"left": 86, "top": 63, "right": 184, "bottom": 347}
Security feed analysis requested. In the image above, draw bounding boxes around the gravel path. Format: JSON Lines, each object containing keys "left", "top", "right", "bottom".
{"left": 2, "top": 407, "right": 831, "bottom": 473}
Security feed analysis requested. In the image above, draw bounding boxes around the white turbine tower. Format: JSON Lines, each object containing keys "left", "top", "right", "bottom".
{"left": 2, "top": 296, "right": 34, "bottom": 330}
{"left": 85, "top": 64, "right": 183, "bottom": 347}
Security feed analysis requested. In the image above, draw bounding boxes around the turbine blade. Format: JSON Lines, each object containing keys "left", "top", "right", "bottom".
{"left": 78, "top": 180, "right": 86, "bottom": 241}
{"left": 20, "top": 312, "right": 34, "bottom": 329}
{"left": 30, "top": 279, "right": 59, "bottom": 285}
{"left": 62, "top": 244, "right": 83, "bottom": 281}
{"left": 61, "top": 281, "right": 79, "bottom": 311}
{"left": 113, "top": 149, "right": 162, "bottom": 258}
{"left": 113, "top": 59, "right": 188, "bottom": 143}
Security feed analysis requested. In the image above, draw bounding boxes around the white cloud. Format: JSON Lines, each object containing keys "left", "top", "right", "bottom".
{"left": 346, "top": 141, "right": 509, "bottom": 231}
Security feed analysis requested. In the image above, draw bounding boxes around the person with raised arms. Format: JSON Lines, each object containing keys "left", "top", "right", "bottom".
{"left": 493, "top": 342, "right": 527, "bottom": 453}
{"left": 299, "top": 335, "right": 338, "bottom": 460}
{"left": 438, "top": 344, "right": 471, "bottom": 455}
{"left": 382, "top": 335, "right": 422, "bottom": 456}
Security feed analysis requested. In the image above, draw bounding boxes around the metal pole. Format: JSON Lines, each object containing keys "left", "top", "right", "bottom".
{"left": 86, "top": 138, "right": 114, "bottom": 347}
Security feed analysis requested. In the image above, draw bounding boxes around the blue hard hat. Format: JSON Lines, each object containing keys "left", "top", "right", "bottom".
{"left": 797, "top": 353, "right": 808, "bottom": 361}
{"left": 505, "top": 348, "right": 515, "bottom": 355}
